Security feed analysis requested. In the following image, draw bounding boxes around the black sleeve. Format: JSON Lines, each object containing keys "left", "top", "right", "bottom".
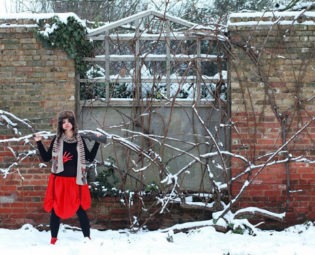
{"left": 37, "top": 137, "right": 55, "bottom": 162}
{"left": 82, "top": 138, "right": 100, "bottom": 162}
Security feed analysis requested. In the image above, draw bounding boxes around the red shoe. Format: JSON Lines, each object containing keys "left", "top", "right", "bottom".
{"left": 50, "top": 237, "right": 58, "bottom": 245}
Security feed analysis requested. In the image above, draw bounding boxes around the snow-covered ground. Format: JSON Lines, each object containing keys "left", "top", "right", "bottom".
{"left": 1, "top": 222, "right": 315, "bottom": 255}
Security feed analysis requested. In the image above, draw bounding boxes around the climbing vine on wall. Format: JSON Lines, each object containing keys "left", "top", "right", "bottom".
{"left": 36, "top": 15, "right": 94, "bottom": 76}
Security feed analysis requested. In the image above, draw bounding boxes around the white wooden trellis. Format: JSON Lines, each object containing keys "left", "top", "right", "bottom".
{"left": 81, "top": 9, "right": 229, "bottom": 104}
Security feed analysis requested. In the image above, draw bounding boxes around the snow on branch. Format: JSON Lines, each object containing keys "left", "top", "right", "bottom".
{"left": 215, "top": 118, "right": 315, "bottom": 220}
{"left": 0, "top": 127, "right": 105, "bottom": 179}
{"left": 234, "top": 207, "right": 285, "bottom": 222}
{"left": 0, "top": 131, "right": 55, "bottom": 144}
{"left": 0, "top": 110, "right": 33, "bottom": 129}
{"left": 0, "top": 109, "right": 33, "bottom": 135}
{"left": 201, "top": 150, "right": 315, "bottom": 183}
{"left": 0, "top": 111, "right": 50, "bottom": 179}
{"left": 192, "top": 104, "right": 228, "bottom": 172}
{"left": 160, "top": 220, "right": 219, "bottom": 234}
{"left": 0, "top": 162, "right": 19, "bottom": 179}
{"left": 122, "top": 128, "right": 202, "bottom": 165}
{"left": 159, "top": 173, "right": 179, "bottom": 213}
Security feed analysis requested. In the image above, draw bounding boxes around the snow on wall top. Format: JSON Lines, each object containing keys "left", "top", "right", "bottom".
{"left": 228, "top": 10, "right": 315, "bottom": 27}
{"left": 0, "top": 12, "right": 85, "bottom": 28}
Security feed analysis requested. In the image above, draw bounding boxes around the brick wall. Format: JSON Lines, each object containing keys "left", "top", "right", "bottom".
{"left": 0, "top": 17, "right": 76, "bottom": 228}
{"left": 0, "top": 16, "right": 208, "bottom": 230}
{"left": 0, "top": 20, "right": 76, "bottom": 131}
{"left": 228, "top": 11, "right": 315, "bottom": 227}
{"left": 1, "top": 11, "right": 315, "bottom": 230}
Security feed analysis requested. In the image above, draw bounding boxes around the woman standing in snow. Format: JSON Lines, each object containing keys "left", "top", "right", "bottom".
{"left": 34, "top": 110, "right": 100, "bottom": 245}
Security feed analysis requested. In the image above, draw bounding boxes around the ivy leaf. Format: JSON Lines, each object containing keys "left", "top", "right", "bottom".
{"left": 36, "top": 15, "right": 94, "bottom": 77}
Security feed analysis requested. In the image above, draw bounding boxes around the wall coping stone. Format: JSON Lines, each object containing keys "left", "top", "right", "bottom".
{"left": 0, "top": 12, "right": 83, "bottom": 27}
{"left": 228, "top": 10, "right": 315, "bottom": 27}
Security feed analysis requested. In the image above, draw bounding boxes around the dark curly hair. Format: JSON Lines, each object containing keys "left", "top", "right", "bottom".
{"left": 56, "top": 110, "right": 78, "bottom": 141}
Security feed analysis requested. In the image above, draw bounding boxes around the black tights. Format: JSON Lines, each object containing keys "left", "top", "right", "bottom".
{"left": 50, "top": 207, "right": 90, "bottom": 238}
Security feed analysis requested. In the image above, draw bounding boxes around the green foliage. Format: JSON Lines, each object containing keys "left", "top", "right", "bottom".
{"left": 36, "top": 15, "right": 94, "bottom": 77}
{"left": 229, "top": 223, "right": 246, "bottom": 235}
{"left": 89, "top": 157, "right": 120, "bottom": 198}
{"left": 144, "top": 182, "right": 160, "bottom": 194}
{"left": 227, "top": 222, "right": 256, "bottom": 235}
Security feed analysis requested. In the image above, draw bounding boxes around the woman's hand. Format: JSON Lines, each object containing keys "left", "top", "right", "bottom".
{"left": 34, "top": 133, "right": 42, "bottom": 142}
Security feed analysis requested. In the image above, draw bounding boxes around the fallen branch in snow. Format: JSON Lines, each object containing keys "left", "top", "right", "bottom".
{"left": 160, "top": 220, "right": 228, "bottom": 234}
{"left": 234, "top": 207, "right": 285, "bottom": 222}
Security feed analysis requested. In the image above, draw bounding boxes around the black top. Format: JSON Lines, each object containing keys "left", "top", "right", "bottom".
{"left": 37, "top": 136, "right": 99, "bottom": 177}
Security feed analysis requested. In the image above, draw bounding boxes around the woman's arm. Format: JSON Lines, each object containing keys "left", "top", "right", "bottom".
{"left": 82, "top": 139, "right": 100, "bottom": 162}
{"left": 36, "top": 137, "right": 55, "bottom": 162}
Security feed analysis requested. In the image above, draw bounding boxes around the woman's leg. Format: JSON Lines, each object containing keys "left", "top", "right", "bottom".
{"left": 50, "top": 209, "right": 60, "bottom": 244}
{"left": 76, "top": 206, "right": 90, "bottom": 237}
{"left": 50, "top": 209, "right": 60, "bottom": 237}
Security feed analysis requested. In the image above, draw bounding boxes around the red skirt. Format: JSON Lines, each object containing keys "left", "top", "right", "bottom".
{"left": 44, "top": 174, "right": 91, "bottom": 219}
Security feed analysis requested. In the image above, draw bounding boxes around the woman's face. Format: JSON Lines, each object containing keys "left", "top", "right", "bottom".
{"left": 62, "top": 118, "right": 73, "bottom": 132}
